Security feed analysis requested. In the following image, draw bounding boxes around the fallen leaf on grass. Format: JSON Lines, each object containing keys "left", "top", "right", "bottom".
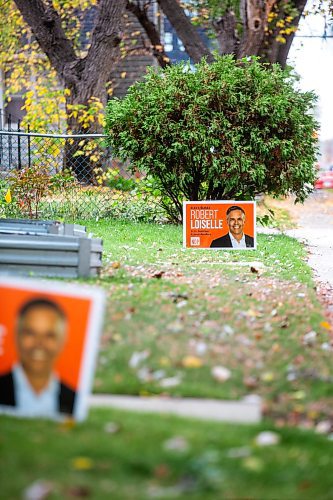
{"left": 152, "top": 369, "right": 166, "bottom": 380}
{"left": 153, "top": 464, "right": 171, "bottom": 479}
{"left": 129, "top": 350, "right": 150, "bottom": 368}
{"left": 66, "top": 486, "right": 91, "bottom": 498}
{"left": 176, "top": 300, "right": 188, "bottom": 309}
{"left": 104, "top": 422, "right": 120, "bottom": 434}
{"left": 279, "top": 316, "right": 290, "bottom": 328}
{"left": 302, "top": 330, "right": 317, "bottom": 346}
{"left": 159, "top": 375, "right": 182, "bottom": 388}
{"left": 194, "top": 341, "right": 208, "bottom": 356}
{"left": 243, "top": 376, "right": 258, "bottom": 389}
{"left": 226, "top": 447, "right": 251, "bottom": 459}
{"left": 261, "top": 372, "right": 274, "bottom": 382}
{"left": 137, "top": 366, "right": 152, "bottom": 382}
{"left": 151, "top": 271, "right": 165, "bottom": 279}
{"left": 255, "top": 431, "right": 280, "bottom": 446}
{"left": 169, "top": 292, "right": 188, "bottom": 303}
{"left": 291, "top": 390, "right": 306, "bottom": 400}
{"left": 242, "top": 457, "right": 264, "bottom": 472}
{"left": 246, "top": 309, "right": 261, "bottom": 318}
{"left": 112, "top": 333, "right": 122, "bottom": 342}
{"left": 271, "top": 343, "right": 281, "bottom": 353}
{"left": 182, "top": 356, "right": 203, "bottom": 368}
{"left": 159, "top": 356, "right": 171, "bottom": 367}
{"left": 297, "top": 481, "right": 312, "bottom": 492}
{"left": 223, "top": 324, "right": 234, "bottom": 336}
{"left": 23, "top": 480, "right": 54, "bottom": 500}
{"left": 58, "top": 418, "right": 76, "bottom": 431}
{"left": 167, "top": 320, "right": 183, "bottom": 333}
{"left": 163, "top": 436, "right": 189, "bottom": 452}
{"left": 320, "top": 321, "right": 331, "bottom": 330}
{"left": 315, "top": 421, "right": 331, "bottom": 434}
{"left": 71, "top": 457, "right": 94, "bottom": 471}
{"left": 211, "top": 366, "right": 231, "bottom": 382}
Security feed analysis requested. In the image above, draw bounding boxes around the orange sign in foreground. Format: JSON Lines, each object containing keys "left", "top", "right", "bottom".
{"left": 0, "top": 278, "right": 105, "bottom": 421}
{"left": 183, "top": 201, "right": 256, "bottom": 249}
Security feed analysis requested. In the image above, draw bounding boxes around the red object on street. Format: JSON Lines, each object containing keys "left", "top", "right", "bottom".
{"left": 315, "top": 171, "right": 333, "bottom": 189}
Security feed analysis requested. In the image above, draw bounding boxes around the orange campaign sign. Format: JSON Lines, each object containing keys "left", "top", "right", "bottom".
{"left": 0, "top": 277, "right": 105, "bottom": 421}
{"left": 183, "top": 201, "right": 256, "bottom": 249}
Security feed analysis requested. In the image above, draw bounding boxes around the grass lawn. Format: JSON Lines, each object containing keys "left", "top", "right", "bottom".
{"left": 1, "top": 408, "right": 333, "bottom": 499}
{"left": 1, "top": 211, "right": 333, "bottom": 499}
{"left": 79, "top": 219, "right": 333, "bottom": 426}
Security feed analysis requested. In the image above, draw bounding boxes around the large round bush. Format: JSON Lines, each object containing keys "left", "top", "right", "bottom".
{"left": 105, "top": 56, "right": 318, "bottom": 222}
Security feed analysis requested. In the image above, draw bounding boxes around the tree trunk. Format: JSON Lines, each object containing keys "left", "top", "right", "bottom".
{"left": 237, "top": 0, "right": 276, "bottom": 58}
{"left": 257, "top": 0, "right": 307, "bottom": 67}
{"left": 63, "top": 96, "right": 97, "bottom": 184}
{"left": 13, "top": 0, "right": 127, "bottom": 182}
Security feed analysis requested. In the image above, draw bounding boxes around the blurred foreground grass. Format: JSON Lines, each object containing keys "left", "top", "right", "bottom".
{"left": 1, "top": 408, "right": 333, "bottom": 499}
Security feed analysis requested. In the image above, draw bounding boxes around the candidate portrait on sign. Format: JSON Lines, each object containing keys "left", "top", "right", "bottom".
{"left": 0, "top": 297, "right": 76, "bottom": 418}
{"left": 210, "top": 205, "right": 254, "bottom": 249}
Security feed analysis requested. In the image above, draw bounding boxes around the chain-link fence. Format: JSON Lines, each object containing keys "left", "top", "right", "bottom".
{"left": 0, "top": 127, "right": 163, "bottom": 222}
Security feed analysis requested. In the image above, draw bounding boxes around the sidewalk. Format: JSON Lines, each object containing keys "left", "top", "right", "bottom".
{"left": 261, "top": 192, "right": 333, "bottom": 287}
{"left": 263, "top": 191, "right": 333, "bottom": 322}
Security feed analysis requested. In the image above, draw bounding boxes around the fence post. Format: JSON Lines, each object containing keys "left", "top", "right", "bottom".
{"left": 8, "top": 114, "right": 12, "bottom": 169}
{"left": 78, "top": 237, "right": 92, "bottom": 277}
{"left": 27, "top": 124, "right": 31, "bottom": 168}
{"left": 0, "top": 110, "right": 2, "bottom": 165}
{"left": 17, "top": 120, "right": 22, "bottom": 170}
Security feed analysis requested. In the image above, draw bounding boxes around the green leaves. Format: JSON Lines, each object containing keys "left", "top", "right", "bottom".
{"left": 106, "top": 56, "right": 318, "bottom": 222}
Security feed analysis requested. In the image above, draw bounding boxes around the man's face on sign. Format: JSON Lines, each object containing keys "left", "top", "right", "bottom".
{"left": 16, "top": 306, "right": 66, "bottom": 377}
{"left": 227, "top": 209, "right": 245, "bottom": 238}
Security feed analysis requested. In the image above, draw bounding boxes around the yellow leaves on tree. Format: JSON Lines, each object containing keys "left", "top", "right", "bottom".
{"left": 67, "top": 97, "right": 105, "bottom": 130}
{"left": 0, "top": 0, "right": 105, "bottom": 133}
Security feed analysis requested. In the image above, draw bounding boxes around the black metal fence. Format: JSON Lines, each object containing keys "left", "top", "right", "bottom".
{"left": 0, "top": 130, "right": 108, "bottom": 174}
{"left": 0, "top": 110, "right": 163, "bottom": 222}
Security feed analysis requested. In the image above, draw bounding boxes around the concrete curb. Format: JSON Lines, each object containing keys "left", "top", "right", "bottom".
{"left": 89, "top": 394, "right": 262, "bottom": 424}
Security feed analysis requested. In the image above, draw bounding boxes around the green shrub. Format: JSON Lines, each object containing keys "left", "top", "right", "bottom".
{"left": 106, "top": 56, "right": 318, "bottom": 223}
{"left": 105, "top": 168, "right": 137, "bottom": 192}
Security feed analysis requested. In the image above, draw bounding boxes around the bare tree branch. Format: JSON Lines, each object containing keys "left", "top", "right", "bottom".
{"left": 213, "top": 9, "right": 239, "bottom": 54}
{"left": 126, "top": 0, "right": 171, "bottom": 68}
{"left": 157, "top": 0, "right": 214, "bottom": 63}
